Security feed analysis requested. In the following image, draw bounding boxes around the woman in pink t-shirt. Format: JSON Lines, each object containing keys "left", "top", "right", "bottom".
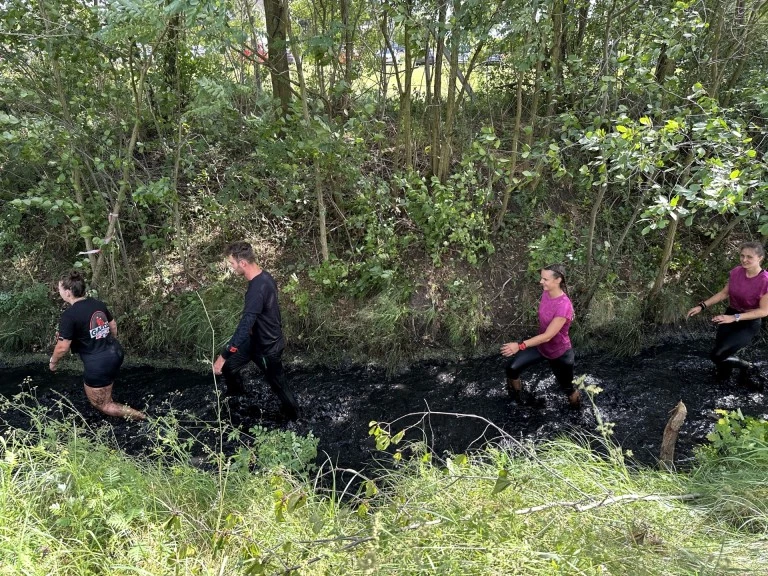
{"left": 686, "top": 241, "right": 768, "bottom": 387}
{"left": 501, "top": 264, "right": 580, "bottom": 408}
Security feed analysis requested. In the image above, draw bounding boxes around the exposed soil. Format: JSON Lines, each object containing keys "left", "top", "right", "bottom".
{"left": 1, "top": 335, "right": 767, "bottom": 481}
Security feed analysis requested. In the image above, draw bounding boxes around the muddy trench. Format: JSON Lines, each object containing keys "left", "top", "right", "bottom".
{"left": 1, "top": 333, "right": 767, "bottom": 479}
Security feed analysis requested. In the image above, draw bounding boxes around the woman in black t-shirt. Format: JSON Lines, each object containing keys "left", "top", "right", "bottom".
{"left": 49, "top": 271, "right": 145, "bottom": 420}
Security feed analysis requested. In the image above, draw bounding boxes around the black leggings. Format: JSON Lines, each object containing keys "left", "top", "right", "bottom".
{"left": 505, "top": 347, "right": 576, "bottom": 394}
{"left": 710, "top": 307, "right": 761, "bottom": 367}
{"left": 222, "top": 340, "right": 299, "bottom": 418}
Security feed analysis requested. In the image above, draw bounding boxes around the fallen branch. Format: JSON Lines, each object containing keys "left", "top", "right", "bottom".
{"left": 513, "top": 492, "right": 701, "bottom": 515}
{"left": 660, "top": 400, "right": 687, "bottom": 470}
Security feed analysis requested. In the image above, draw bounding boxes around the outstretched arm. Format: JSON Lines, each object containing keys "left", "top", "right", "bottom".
{"left": 687, "top": 284, "right": 729, "bottom": 318}
{"left": 501, "top": 317, "right": 567, "bottom": 357}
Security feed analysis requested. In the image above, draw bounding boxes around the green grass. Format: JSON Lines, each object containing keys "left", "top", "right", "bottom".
{"left": 1, "top": 391, "right": 766, "bottom": 575}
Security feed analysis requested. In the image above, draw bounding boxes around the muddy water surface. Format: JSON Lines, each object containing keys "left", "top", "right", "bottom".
{"left": 1, "top": 336, "right": 767, "bottom": 475}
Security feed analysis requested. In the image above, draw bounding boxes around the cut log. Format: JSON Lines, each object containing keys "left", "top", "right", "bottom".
{"left": 660, "top": 400, "right": 687, "bottom": 470}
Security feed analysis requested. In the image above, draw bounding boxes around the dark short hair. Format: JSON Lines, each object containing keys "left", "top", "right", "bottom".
{"left": 224, "top": 241, "right": 256, "bottom": 264}
{"left": 739, "top": 241, "right": 765, "bottom": 258}
{"left": 542, "top": 263, "right": 568, "bottom": 292}
{"left": 59, "top": 270, "right": 86, "bottom": 297}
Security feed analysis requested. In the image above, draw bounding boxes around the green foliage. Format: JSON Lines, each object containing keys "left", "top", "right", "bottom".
{"left": 0, "top": 283, "right": 58, "bottom": 352}
{"left": 400, "top": 166, "right": 495, "bottom": 266}
{"left": 248, "top": 425, "right": 318, "bottom": 476}
{"left": 527, "top": 214, "right": 583, "bottom": 273}
{"left": 443, "top": 278, "right": 490, "bottom": 348}
{"left": 705, "top": 409, "right": 768, "bottom": 456}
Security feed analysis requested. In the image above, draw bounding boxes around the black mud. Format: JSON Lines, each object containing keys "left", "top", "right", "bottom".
{"left": 1, "top": 336, "right": 767, "bottom": 476}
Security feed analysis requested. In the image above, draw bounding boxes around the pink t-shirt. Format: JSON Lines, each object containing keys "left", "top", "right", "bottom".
{"left": 537, "top": 292, "right": 574, "bottom": 359}
{"left": 728, "top": 266, "right": 768, "bottom": 312}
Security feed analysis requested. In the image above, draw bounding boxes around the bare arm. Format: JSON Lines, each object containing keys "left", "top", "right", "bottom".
{"left": 713, "top": 292, "right": 768, "bottom": 324}
{"left": 687, "top": 283, "right": 729, "bottom": 318}
{"left": 501, "top": 317, "right": 567, "bottom": 357}
{"left": 49, "top": 339, "right": 72, "bottom": 371}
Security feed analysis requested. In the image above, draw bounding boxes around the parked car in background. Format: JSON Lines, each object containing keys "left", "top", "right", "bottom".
{"left": 457, "top": 52, "right": 470, "bottom": 65}
{"left": 484, "top": 53, "right": 504, "bottom": 66}
{"left": 377, "top": 44, "right": 404, "bottom": 65}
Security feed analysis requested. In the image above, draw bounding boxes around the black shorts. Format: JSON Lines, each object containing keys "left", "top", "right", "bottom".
{"left": 81, "top": 341, "right": 124, "bottom": 388}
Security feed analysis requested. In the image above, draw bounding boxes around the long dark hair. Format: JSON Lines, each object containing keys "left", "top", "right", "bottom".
{"left": 59, "top": 270, "right": 86, "bottom": 297}
{"left": 542, "top": 263, "right": 567, "bottom": 293}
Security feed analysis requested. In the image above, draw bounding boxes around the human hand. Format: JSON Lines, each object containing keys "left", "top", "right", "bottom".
{"left": 686, "top": 306, "right": 702, "bottom": 318}
{"left": 500, "top": 342, "right": 519, "bottom": 357}
{"left": 712, "top": 315, "right": 735, "bottom": 325}
{"left": 49, "top": 357, "right": 57, "bottom": 372}
{"left": 213, "top": 355, "right": 225, "bottom": 375}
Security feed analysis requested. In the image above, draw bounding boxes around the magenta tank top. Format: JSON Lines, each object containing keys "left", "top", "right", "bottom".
{"left": 728, "top": 266, "right": 768, "bottom": 312}
{"left": 537, "top": 292, "right": 574, "bottom": 359}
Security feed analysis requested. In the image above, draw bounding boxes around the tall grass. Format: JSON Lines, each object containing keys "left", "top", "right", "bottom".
{"left": 1, "top": 390, "right": 766, "bottom": 575}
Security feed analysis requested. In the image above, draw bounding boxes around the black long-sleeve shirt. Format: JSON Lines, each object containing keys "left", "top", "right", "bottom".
{"left": 222, "top": 271, "right": 285, "bottom": 359}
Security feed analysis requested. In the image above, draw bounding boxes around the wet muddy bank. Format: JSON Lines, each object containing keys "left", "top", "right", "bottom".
{"left": 1, "top": 333, "right": 767, "bottom": 477}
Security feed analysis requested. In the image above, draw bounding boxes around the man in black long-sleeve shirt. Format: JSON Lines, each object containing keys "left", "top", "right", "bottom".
{"left": 213, "top": 242, "right": 299, "bottom": 419}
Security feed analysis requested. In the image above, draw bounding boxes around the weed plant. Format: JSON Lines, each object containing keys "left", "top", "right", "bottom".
{"left": 1, "top": 383, "right": 766, "bottom": 575}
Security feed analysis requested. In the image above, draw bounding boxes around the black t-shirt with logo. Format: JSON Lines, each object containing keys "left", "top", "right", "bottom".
{"left": 57, "top": 298, "right": 115, "bottom": 355}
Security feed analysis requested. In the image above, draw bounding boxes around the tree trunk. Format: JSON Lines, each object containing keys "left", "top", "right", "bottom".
{"left": 430, "top": 2, "right": 447, "bottom": 177}
{"left": 543, "top": 0, "right": 564, "bottom": 140}
{"left": 340, "top": 0, "right": 352, "bottom": 114}
{"left": 400, "top": 9, "right": 414, "bottom": 170}
{"left": 94, "top": 34, "right": 164, "bottom": 287}
{"left": 287, "top": 2, "right": 329, "bottom": 262}
{"left": 585, "top": 165, "right": 608, "bottom": 276}
{"left": 437, "top": 0, "right": 461, "bottom": 182}
{"left": 494, "top": 67, "right": 524, "bottom": 230}
{"left": 660, "top": 400, "right": 687, "bottom": 470}
{"left": 38, "top": 0, "right": 97, "bottom": 270}
{"left": 264, "top": 0, "right": 291, "bottom": 117}
{"left": 582, "top": 185, "right": 648, "bottom": 310}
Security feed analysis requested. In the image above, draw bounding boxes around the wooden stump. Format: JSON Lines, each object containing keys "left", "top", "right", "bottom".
{"left": 660, "top": 400, "right": 687, "bottom": 470}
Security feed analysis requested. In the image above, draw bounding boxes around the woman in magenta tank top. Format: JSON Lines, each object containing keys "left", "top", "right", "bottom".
{"left": 686, "top": 242, "right": 768, "bottom": 388}
{"left": 501, "top": 264, "right": 580, "bottom": 408}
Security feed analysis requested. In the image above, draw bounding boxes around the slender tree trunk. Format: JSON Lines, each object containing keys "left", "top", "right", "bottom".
{"left": 430, "top": 2, "right": 447, "bottom": 177}
{"left": 582, "top": 185, "right": 648, "bottom": 310}
{"left": 599, "top": 0, "right": 617, "bottom": 118}
{"left": 527, "top": 31, "right": 544, "bottom": 149}
{"left": 264, "top": 0, "right": 291, "bottom": 117}
{"left": 244, "top": 0, "right": 263, "bottom": 96}
{"left": 286, "top": 4, "right": 329, "bottom": 261}
{"left": 39, "top": 0, "right": 97, "bottom": 270}
{"left": 494, "top": 67, "right": 524, "bottom": 230}
{"left": 437, "top": 0, "right": 461, "bottom": 182}
{"left": 400, "top": 10, "right": 414, "bottom": 170}
{"left": 543, "top": 0, "right": 564, "bottom": 140}
{"left": 650, "top": 153, "right": 693, "bottom": 299}
{"left": 94, "top": 34, "right": 164, "bottom": 286}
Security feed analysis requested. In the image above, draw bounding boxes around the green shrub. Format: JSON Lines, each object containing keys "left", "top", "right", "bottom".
{"left": 443, "top": 278, "right": 491, "bottom": 348}
{"left": 0, "top": 283, "right": 58, "bottom": 352}
{"left": 248, "top": 425, "right": 318, "bottom": 476}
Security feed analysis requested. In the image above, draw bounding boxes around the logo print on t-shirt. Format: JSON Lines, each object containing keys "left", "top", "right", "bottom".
{"left": 89, "top": 312, "right": 111, "bottom": 339}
